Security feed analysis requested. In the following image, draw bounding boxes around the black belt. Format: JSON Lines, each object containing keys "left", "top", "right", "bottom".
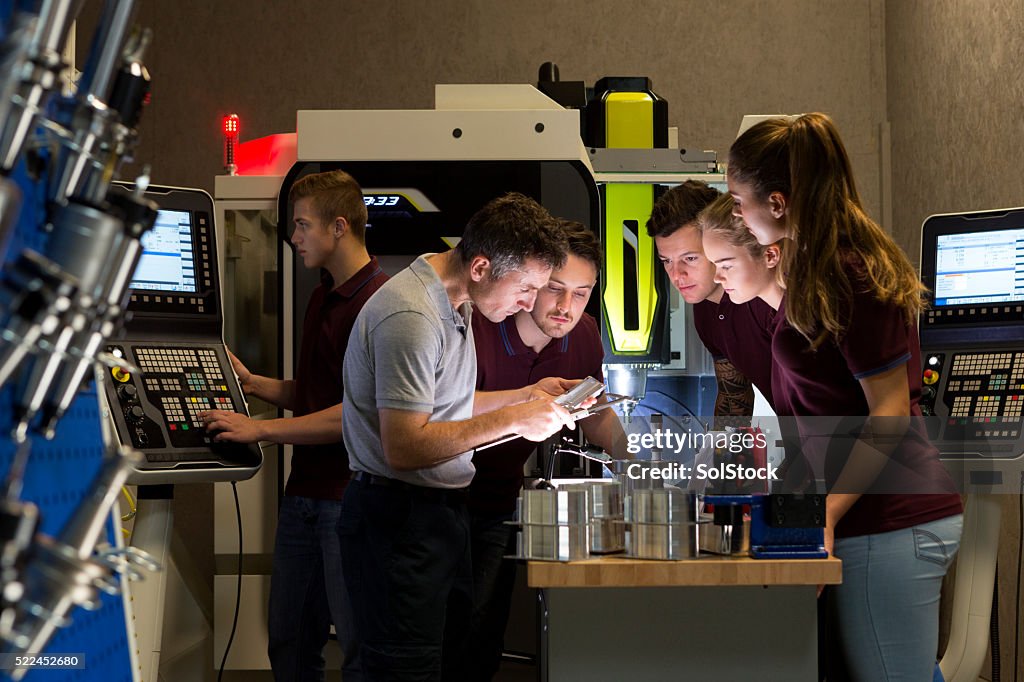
{"left": 351, "top": 471, "right": 467, "bottom": 503}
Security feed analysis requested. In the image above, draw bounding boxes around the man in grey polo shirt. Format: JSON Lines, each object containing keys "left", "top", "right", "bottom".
{"left": 339, "top": 193, "right": 577, "bottom": 681}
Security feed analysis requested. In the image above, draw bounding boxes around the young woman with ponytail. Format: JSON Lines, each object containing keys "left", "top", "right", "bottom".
{"left": 728, "top": 113, "right": 963, "bottom": 681}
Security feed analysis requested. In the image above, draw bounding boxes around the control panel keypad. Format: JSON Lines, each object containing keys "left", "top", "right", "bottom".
{"left": 161, "top": 397, "right": 187, "bottom": 426}
{"left": 145, "top": 377, "right": 182, "bottom": 392}
{"left": 133, "top": 346, "right": 236, "bottom": 445}
{"left": 198, "top": 348, "right": 224, "bottom": 380}
{"left": 184, "top": 396, "right": 212, "bottom": 428}
{"left": 102, "top": 188, "right": 262, "bottom": 484}
{"left": 943, "top": 351, "right": 1024, "bottom": 439}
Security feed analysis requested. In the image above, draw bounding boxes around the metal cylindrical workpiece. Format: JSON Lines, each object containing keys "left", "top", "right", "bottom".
{"left": 625, "top": 487, "right": 699, "bottom": 560}
{"left": 629, "top": 522, "right": 698, "bottom": 560}
{"left": 627, "top": 487, "right": 697, "bottom": 524}
{"left": 517, "top": 488, "right": 588, "bottom": 526}
{"left": 46, "top": 201, "right": 123, "bottom": 296}
{"left": 517, "top": 524, "right": 590, "bottom": 562}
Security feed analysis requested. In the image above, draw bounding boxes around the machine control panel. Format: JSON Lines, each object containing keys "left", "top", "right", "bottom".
{"left": 919, "top": 206, "right": 1024, "bottom": 491}
{"left": 106, "top": 343, "right": 244, "bottom": 451}
{"left": 102, "top": 184, "right": 261, "bottom": 484}
{"left": 104, "top": 341, "right": 258, "bottom": 475}
{"left": 919, "top": 350, "right": 1024, "bottom": 441}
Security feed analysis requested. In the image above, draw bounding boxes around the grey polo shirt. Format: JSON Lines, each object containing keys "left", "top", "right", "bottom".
{"left": 342, "top": 254, "right": 477, "bottom": 488}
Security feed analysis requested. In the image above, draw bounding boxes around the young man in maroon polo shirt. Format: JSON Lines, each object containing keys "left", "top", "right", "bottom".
{"left": 467, "top": 220, "right": 621, "bottom": 680}
{"left": 646, "top": 180, "right": 777, "bottom": 420}
{"left": 201, "top": 170, "right": 386, "bottom": 681}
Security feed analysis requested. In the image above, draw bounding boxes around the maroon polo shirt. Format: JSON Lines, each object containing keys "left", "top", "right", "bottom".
{"left": 692, "top": 294, "right": 776, "bottom": 409}
{"left": 771, "top": 258, "right": 961, "bottom": 539}
{"left": 469, "top": 313, "right": 605, "bottom": 515}
{"left": 287, "top": 257, "right": 388, "bottom": 499}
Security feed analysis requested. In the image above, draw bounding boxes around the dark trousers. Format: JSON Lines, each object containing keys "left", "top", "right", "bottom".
{"left": 338, "top": 476, "right": 472, "bottom": 681}
{"left": 466, "top": 512, "right": 518, "bottom": 681}
{"left": 268, "top": 495, "right": 361, "bottom": 682}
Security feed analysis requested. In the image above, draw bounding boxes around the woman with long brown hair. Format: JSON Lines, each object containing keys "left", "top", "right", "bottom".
{"left": 728, "top": 113, "right": 963, "bottom": 681}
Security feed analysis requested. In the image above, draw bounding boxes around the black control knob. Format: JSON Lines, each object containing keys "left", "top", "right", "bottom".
{"left": 126, "top": 405, "right": 146, "bottom": 425}
{"left": 118, "top": 384, "right": 138, "bottom": 401}
{"left": 921, "top": 386, "right": 936, "bottom": 401}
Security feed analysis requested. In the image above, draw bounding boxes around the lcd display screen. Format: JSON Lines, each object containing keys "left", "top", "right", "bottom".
{"left": 933, "top": 227, "right": 1024, "bottom": 306}
{"left": 130, "top": 209, "right": 197, "bottom": 293}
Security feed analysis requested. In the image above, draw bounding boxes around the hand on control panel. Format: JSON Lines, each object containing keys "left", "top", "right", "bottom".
{"left": 228, "top": 349, "right": 256, "bottom": 396}
{"left": 200, "top": 408, "right": 262, "bottom": 443}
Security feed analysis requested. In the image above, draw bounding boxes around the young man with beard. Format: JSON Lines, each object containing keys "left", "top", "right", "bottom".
{"left": 467, "top": 220, "right": 621, "bottom": 680}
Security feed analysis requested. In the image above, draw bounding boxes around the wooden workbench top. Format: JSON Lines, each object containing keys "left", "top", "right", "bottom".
{"left": 527, "top": 555, "right": 842, "bottom": 588}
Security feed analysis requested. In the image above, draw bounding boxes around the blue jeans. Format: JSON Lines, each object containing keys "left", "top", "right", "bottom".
{"left": 268, "top": 496, "right": 361, "bottom": 681}
{"left": 466, "top": 512, "right": 518, "bottom": 681}
{"left": 828, "top": 513, "right": 963, "bottom": 681}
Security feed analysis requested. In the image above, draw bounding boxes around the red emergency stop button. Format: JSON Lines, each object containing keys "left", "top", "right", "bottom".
{"left": 923, "top": 369, "right": 938, "bottom": 385}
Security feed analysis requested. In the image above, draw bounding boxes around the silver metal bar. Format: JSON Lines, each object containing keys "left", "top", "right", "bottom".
{"left": 76, "top": 0, "right": 137, "bottom": 102}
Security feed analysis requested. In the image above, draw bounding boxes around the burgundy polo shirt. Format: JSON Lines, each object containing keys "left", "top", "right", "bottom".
{"left": 771, "top": 258, "right": 961, "bottom": 538}
{"left": 692, "top": 294, "right": 776, "bottom": 409}
{"left": 288, "top": 257, "right": 388, "bottom": 499}
{"left": 469, "top": 313, "right": 605, "bottom": 515}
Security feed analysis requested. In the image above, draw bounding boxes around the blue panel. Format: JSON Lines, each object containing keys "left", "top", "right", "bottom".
{"left": 0, "top": 385, "right": 106, "bottom": 535}
{"left": 748, "top": 496, "right": 827, "bottom": 559}
{"left": 0, "top": 386, "right": 134, "bottom": 682}
{"left": 7, "top": 152, "right": 52, "bottom": 258}
{"left": 0, "top": 149, "right": 133, "bottom": 682}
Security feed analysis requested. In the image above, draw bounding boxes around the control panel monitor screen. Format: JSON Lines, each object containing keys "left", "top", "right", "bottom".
{"left": 933, "top": 227, "right": 1024, "bottom": 307}
{"left": 130, "top": 208, "right": 197, "bottom": 293}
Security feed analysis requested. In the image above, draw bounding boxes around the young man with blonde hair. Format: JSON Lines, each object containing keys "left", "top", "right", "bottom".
{"left": 202, "top": 169, "right": 387, "bottom": 681}
{"left": 467, "top": 220, "right": 621, "bottom": 679}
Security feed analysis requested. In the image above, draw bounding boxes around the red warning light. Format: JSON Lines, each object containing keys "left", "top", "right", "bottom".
{"left": 223, "top": 113, "right": 240, "bottom": 174}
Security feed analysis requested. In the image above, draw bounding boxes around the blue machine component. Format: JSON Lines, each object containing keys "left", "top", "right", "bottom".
{"left": 0, "top": 1, "right": 161, "bottom": 678}
{"left": 0, "top": 93, "right": 133, "bottom": 682}
{"left": 707, "top": 494, "right": 827, "bottom": 559}
{"left": 0, "top": 151, "right": 135, "bottom": 682}
{"left": 0, "top": 388, "right": 133, "bottom": 682}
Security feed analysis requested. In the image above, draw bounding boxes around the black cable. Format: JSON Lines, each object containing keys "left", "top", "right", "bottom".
{"left": 217, "top": 481, "right": 243, "bottom": 682}
{"left": 1015, "top": 472, "right": 1023, "bottom": 682}
{"left": 992, "top": 565, "right": 1000, "bottom": 682}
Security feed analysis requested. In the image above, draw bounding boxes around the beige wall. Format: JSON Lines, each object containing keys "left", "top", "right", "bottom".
{"left": 81, "top": 0, "right": 888, "bottom": 218}
{"left": 888, "top": 2, "right": 1024, "bottom": 679}
{"left": 887, "top": 0, "right": 1024, "bottom": 262}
